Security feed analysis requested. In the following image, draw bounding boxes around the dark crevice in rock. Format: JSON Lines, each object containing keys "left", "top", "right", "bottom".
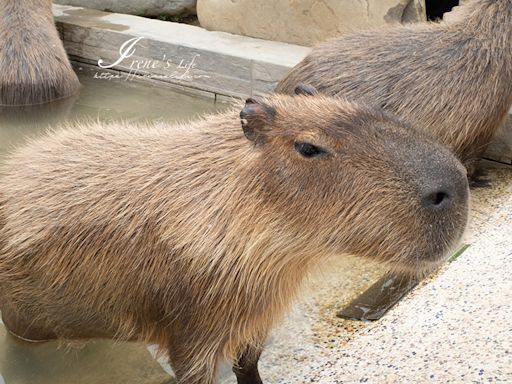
{"left": 426, "top": 0, "right": 459, "bottom": 21}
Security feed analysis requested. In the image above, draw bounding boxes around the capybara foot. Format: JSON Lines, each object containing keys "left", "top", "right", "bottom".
{"left": 469, "top": 167, "right": 492, "bottom": 189}
{"left": 1, "top": 309, "right": 56, "bottom": 343}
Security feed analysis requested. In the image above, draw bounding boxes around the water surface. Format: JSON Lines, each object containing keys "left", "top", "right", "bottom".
{"left": 0, "top": 65, "right": 224, "bottom": 156}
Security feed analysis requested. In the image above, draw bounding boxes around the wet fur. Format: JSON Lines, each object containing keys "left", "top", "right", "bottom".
{"left": 0, "top": 0, "right": 80, "bottom": 105}
{"left": 0, "top": 95, "right": 468, "bottom": 383}
{"left": 276, "top": 0, "right": 512, "bottom": 173}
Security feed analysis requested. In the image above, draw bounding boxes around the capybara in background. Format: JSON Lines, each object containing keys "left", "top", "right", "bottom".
{"left": 0, "top": 92, "right": 469, "bottom": 384}
{"left": 276, "top": 0, "right": 512, "bottom": 175}
{"left": 0, "top": 0, "right": 80, "bottom": 105}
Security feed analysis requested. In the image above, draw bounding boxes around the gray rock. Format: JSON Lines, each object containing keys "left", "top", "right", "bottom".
{"left": 53, "top": 0, "right": 196, "bottom": 17}
{"left": 197, "top": 0, "right": 426, "bottom": 46}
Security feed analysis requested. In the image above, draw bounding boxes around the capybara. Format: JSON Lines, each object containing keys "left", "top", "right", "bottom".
{"left": 0, "top": 0, "right": 80, "bottom": 105}
{"left": 276, "top": 0, "right": 512, "bottom": 175}
{"left": 0, "top": 92, "right": 469, "bottom": 384}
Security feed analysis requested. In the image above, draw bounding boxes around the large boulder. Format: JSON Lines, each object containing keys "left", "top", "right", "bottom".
{"left": 53, "top": 0, "right": 197, "bottom": 17}
{"left": 197, "top": 0, "right": 426, "bottom": 46}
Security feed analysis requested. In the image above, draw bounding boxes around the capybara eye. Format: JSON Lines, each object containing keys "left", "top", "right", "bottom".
{"left": 294, "top": 142, "right": 328, "bottom": 158}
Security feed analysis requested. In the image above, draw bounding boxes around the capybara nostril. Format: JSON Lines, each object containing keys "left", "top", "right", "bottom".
{"left": 420, "top": 155, "right": 469, "bottom": 213}
{"left": 423, "top": 190, "right": 451, "bottom": 210}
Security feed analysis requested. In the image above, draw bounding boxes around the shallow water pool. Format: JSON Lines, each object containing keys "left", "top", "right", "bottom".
{"left": 0, "top": 65, "right": 224, "bottom": 156}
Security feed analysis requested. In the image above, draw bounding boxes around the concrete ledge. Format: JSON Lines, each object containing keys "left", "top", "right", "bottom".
{"left": 53, "top": 4, "right": 310, "bottom": 99}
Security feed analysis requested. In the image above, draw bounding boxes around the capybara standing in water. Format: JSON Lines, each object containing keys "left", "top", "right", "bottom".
{"left": 0, "top": 92, "right": 469, "bottom": 384}
{"left": 276, "top": 0, "right": 512, "bottom": 175}
{"left": 0, "top": 0, "right": 80, "bottom": 105}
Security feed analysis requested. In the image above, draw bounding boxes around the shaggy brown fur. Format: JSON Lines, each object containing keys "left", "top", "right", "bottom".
{"left": 276, "top": 0, "right": 512, "bottom": 175}
{"left": 0, "top": 94, "right": 468, "bottom": 384}
{"left": 0, "top": 0, "right": 80, "bottom": 106}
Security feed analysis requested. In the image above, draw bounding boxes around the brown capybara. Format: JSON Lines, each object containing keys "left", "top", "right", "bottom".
{"left": 0, "top": 91, "right": 469, "bottom": 384}
{"left": 276, "top": 0, "right": 512, "bottom": 175}
{"left": 0, "top": 0, "right": 80, "bottom": 106}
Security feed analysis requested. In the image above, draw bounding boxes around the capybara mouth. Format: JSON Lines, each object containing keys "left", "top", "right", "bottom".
{"left": 389, "top": 231, "right": 467, "bottom": 279}
{"left": 392, "top": 253, "right": 451, "bottom": 279}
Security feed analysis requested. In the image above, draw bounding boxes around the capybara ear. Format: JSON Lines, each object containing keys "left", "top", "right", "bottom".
{"left": 240, "top": 98, "right": 276, "bottom": 143}
{"left": 294, "top": 84, "right": 318, "bottom": 96}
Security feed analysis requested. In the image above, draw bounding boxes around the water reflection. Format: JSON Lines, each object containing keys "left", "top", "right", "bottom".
{"left": 0, "top": 322, "right": 172, "bottom": 384}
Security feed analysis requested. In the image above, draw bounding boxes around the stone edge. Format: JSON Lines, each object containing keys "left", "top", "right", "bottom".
{"left": 52, "top": 4, "right": 310, "bottom": 99}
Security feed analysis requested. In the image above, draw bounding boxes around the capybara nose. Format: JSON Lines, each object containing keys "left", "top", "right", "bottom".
{"left": 420, "top": 168, "right": 468, "bottom": 212}
{"left": 422, "top": 188, "right": 453, "bottom": 210}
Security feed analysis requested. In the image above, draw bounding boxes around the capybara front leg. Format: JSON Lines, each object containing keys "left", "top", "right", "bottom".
{"left": 233, "top": 344, "right": 264, "bottom": 384}
{"left": 168, "top": 345, "right": 219, "bottom": 384}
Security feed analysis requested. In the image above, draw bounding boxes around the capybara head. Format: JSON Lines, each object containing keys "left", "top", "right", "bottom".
{"left": 241, "top": 89, "right": 469, "bottom": 274}
{"left": 0, "top": 0, "right": 80, "bottom": 105}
